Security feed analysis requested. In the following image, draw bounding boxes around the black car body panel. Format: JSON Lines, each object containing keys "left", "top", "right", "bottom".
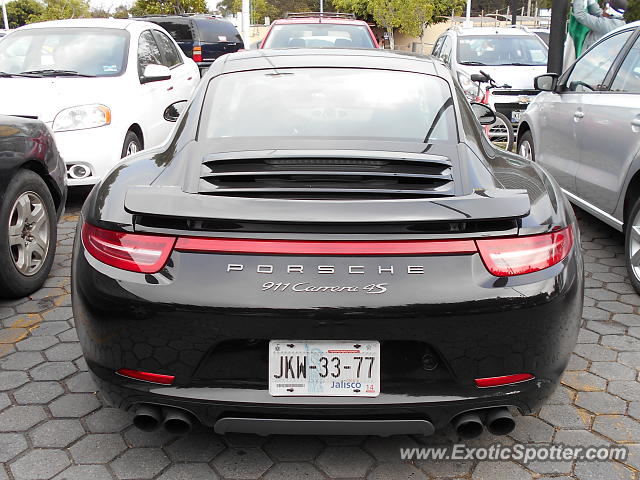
{"left": 0, "top": 115, "right": 67, "bottom": 218}
{"left": 73, "top": 50, "right": 583, "bottom": 435}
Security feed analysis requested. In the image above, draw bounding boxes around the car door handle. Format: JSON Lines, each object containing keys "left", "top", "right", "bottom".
{"left": 167, "top": 86, "right": 174, "bottom": 91}
{"left": 574, "top": 110, "right": 584, "bottom": 119}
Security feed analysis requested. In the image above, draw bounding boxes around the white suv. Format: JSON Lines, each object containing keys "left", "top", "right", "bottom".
{"left": 432, "top": 26, "right": 548, "bottom": 124}
{"left": 0, "top": 19, "right": 200, "bottom": 186}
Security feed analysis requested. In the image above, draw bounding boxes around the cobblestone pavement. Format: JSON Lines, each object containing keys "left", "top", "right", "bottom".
{"left": 1, "top": 192, "right": 640, "bottom": 480}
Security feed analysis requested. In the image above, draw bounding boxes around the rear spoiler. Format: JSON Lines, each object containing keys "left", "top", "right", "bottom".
{"left": 124, "top": 186, "right": 530, "bottom": 223}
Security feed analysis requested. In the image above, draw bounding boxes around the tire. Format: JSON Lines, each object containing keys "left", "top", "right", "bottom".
{"left": 121, "top": 131, "right": 142, "bottom": 159}
{"left": 625, "top": 197, "right": 640, "bottom": 294}
{"left": 0, "top": 170, "right": 57, "bottom": 298}
{"left": 517, "top": 130, "right": 535, "bottom": 161}
{"left": 486, "top": 112, "right": 515, "bottom": 152}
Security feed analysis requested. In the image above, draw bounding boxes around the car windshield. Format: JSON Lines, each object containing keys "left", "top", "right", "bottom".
{"left": 201, "top": 68, "right": 456, "bottom": 143}
{"left": 0, "top": 28, "right": 129, "bottom": 77}
{"left": 457, "top": 35, "right": 548, "bottom": 66}
{"left": 263, "top": 24, "right": 375, "bottom": 48}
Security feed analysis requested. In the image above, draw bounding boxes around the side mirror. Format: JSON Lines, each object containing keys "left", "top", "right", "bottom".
{"left": 534, "top": 73, "right": 558, "bottom": 92}
{"left": 163, "top": 100, "right": 188, "bottom": 122}
{"left": 141, "top": 64, "right": 171, "bottom": 84}
{"left": 470, "top": 102, "right": 496, "bottom": 126}
{"left": 470, "top": 73, "right": 488, "bottom": 83}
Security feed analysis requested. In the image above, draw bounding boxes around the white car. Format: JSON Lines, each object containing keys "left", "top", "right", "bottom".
{"left": 0, "top": 19, "right": 200, "bottom": 186}
{"left": 432, "top": 26, "right": 548, "bottom": 124}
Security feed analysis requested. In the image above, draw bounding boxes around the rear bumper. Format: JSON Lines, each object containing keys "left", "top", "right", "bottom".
{"left": 72, "top": 225, "right": 583, "bottom": 433}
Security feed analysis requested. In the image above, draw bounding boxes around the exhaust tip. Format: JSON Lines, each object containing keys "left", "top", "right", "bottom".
{"left": 162, "top": 408, "right": 193, "bottom": 436}
{"left": 133, "top": 405, "right": 161, "bottom": 432}
{"left": 485, "top": 408, "right": 515, "bottom": 436}
{"left": 452, "top": 412, "right": 484, "bottom": 440}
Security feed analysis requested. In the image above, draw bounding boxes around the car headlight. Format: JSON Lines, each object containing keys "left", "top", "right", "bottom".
{"left": 457, "top": 72, "right": 477, "bottom": 101}
{"left": 53, "top": 104, "right": 111, "bottom": 132}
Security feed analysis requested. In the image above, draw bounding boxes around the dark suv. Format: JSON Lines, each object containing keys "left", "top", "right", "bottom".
{"left": 136, "top": 15, "right": 244, "bottom": 73}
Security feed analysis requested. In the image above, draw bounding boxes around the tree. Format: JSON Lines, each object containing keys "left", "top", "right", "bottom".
{"left": 33, "top": 0, "right": 90, "bottom": 20}
{"left": 625, "top": 0, "right": 640, "bottom": 22}
{"left": 332, "top": 0, "right": 370, "bottom": 18}
{"left": 395, "top": 0, "right": 434, "bottom": 52}
{"left": 91, "top": 6, "right": 111, "bottom": 17}
{"left": 230, "top": 0, "right": 279, "bottom": 23}
{"left": 113, "top": 4, "right": 130, "bottom": 17}
{"left": 5, "top": 0, "right": 44, "bottom": 28}
{"left": 130, "top": 0, "right": 207, "bottom": 15}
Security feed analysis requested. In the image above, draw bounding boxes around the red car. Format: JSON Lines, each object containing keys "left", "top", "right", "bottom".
{"left": 260, "top": 12, "right": 378, "bottom": 49}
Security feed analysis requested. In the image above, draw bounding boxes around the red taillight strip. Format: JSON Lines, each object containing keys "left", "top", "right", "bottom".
{"left": 116, "top": 368, "right": 175, "bottom": 385}
{"left": 174, "top": 237, "right": 478, "bottom": 255}
{"left": 475, "top": 373, "right": 534, "bottom": 388}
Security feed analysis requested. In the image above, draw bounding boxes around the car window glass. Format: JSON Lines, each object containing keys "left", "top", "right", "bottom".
{"left": 611, "top": 36, "right": 640, "bottom": 94}
{"left": 196, "top": 19, "right": 243, "bottom": 43}
{"left": 152, "top": 19, "right": 193, "bottom": 42}
{"left": 440, "top": 36, "right": 452, "bottom": 64}
{"left": 263, "top": 24, "right": 374, "bottom": 49}
{"left": 432, "top": 37, "right": 444, "bottom": 57}
{"left": 138, "top": 30, "right": 162, "bottom": 76}
{"left": 566, "top": 30, "right": 633, "bottom": 92}
{"left": 456, "top": 35, "right": 547, "bottom": 66}
{"left": 153, "top": 30, "right": 182, "bottom": 68}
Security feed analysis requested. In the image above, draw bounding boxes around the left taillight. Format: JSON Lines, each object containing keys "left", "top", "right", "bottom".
{"left": 81, "top": 222, "right": 176, "bottom": 273}
{"left": 476, "top": 225, "right": 574, "bottom": 277}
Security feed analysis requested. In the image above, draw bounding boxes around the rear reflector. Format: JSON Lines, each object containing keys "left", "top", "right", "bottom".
{"left": 476, "top": 225, "right": 573, "bottom": 276}
{"left": 174, "top": 237, "right": 478, "bottom": 256}
{"left": 475, "top": 373, "right": 534, "bottom": 388}
{"left": 82, "top": 223, "right": 176, "bottom": 273}
{"left": 116, "top": 368, "right": 175, "bottom": 385}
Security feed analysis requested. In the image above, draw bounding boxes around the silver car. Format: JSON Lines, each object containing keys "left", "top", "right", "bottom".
{"left": 517, "top": 21, "right": 640, "bottom": 291}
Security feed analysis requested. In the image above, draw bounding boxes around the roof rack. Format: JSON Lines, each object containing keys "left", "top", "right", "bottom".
{"left": 284, "top": 12, "right": 356, "bottom": 19}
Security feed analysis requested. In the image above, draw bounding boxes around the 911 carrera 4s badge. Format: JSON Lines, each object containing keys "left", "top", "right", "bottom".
{"left": 262, "top": 282, "right": 388, "bottom": 294}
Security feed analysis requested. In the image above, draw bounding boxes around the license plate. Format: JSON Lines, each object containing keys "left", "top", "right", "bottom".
{"left": 512, "top": 111, "right": 523, "bottom": 122}
{"left": 269, "top": 340, "right": 380, "bottom": 397}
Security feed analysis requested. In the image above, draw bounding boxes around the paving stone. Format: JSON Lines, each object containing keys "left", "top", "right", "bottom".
{"left": 603, "top": 334, "right": 640, "bottom": 352}
{"left": 629, "top": 326, "right": 640, "bottom": 338}
{"left": 582, "top": 306, "right": 611, "bottom": 321}
{"left": 576, "top": 391, "right": 628, "bottom": 414}
{"left": 29, "top": 361, "right": 77, "bottom": 381}
{"left": 589, "top": 361, "right": 637, "bottom": 380}
{"left": 0, "top": 393, "right": 9, "bottom": 411}
{"left": 44, "top": 342, "right": 83, "bottom": 361}
{"left": 211, "top": 448, "right": 273, "bottom": 479}
{"left": 618, "top": 351, "right": 640, "bottom": 368}
{"left": 573, "top": 344, "right": 618, "bottom": 361}
{"left": 41, "top": 307, "right": 73, "bottom": 321}
{"left": 222, "top": 433, "right": 268, "bottom": 447}
{"left": 122, "top": 426, "right": 176, "bottom": 447}
{"left": 10, "top": 449, "right": 70, "bottom": 480}
{"left": 0, "top": 371, "right": 29, "bottom": 390}
{"left": 263, "top": 435, "right": 324, "bottom": 462}
{"left": 14, "top": 381, "right": 64, "bottom": 405}
{"left": 546, "top": 385, "right": 574, "bottom": 405}
{"left": 31, "top": 321, "right": 70, "bottom": 337}
{"left": 264, "top": 462, "right": 326, "bottom": 480}
{"left": 315, "top": 446, "right": 374, "bottom": 478}
{"left": 566, "top": 353, "right": 588, "bottom": 370}
{"left": 49, "top": 393, "right": 101, "bottom": 417}
{"left": 624, "top": 443, "right": 640, "bottom": 470}
{"left": 29, "top": 419, "right": 85, "bottom": 448}
{"left": 574, "top": 460, "right": 635, "bottom": 480}
{"left": 0, "top": 351, "right": 44, "bottom": 370}
{"left": 15, "top": 335, "right": 59, "bottom": 351}
{"left": 592, "top": 415, "right": 640, "bottom": 442}
{"left": 526, "top": 457, "right": 572, "bottom": 476}
{"left": 608, "top": 380, "right": 640, "bottom": 401}
{"left": 508, "top": 415, "right": 555, "bottom": 443}
{"left": 538, "top": 404, "right": 589, "bottom": 429}
{"left": 562, "top": 371, "right": 607, "bottom": 391}
{"left": 64, "top": 372, "right": 97, "bottom": 393}
{"left": 69, "top": 433, "right": 127, "bottom": 463}
{"left": 598, "top": 301, "right": 634, "bottom": 314}
{"left": 157, "top": 464, "right": 220, "bottom": 480}
{"left": 166, "top": 433, "right": 225, "bottom": 462}
{"left": 613, "top": 313, "right": 640, "bottom": 326}
{"left": 367, "top": 463, "right": 428, "bottom": 480}
{"left": 417, "top": 458, "right": 474, "bottom": 477}
{"left": 320, "top": 435, "right": 366, "bottom": 446}
{"left": 52, "top": 465, "right": 114, "bottom": 480}
{"left": 586, "top": 320, "right": 626, "bottom": 335}
{"left": 553, "top": 428, "right": 610, "bottom": 446}
{"left": 630, "top": 402, "right": 640, "bottom": 420}
{"left": 0, "top": 433, "right": 28, "bottom": 462}
{"left": 84, "top": 407, "right": 131, "bottom": 433}
{"left": 472, "top": 461, "right": 533, "bottom": 480}
{"left": 110, "top": 448, "right": 170, "bottom": 479}
{"left": 363, "top": 435, "right": 420, "bottom": 462}
{"left": 585, "top": 289, "right": 618, "bottom": 301}
{"left": 0, "top": 405, "right": 46, "bottom": 431}
{"left": 57, "top": 328, "right": 79, "bottom": 342}
{"left": 577, "top": 328, "right": 600, "bottom": 343}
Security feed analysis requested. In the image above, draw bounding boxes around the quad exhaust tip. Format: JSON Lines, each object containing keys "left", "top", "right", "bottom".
{"left": 452, "top": 407, "right": 515, "bottom": 439}
{"left": 133, "top": 405, "right": 162, "bottom": 432}
{"left": 133, "top": 405, "right": 194, "bottom": 435}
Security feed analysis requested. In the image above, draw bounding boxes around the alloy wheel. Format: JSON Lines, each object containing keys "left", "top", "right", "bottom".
{"left": 8, "top": 191, "right": 50, "bottom": 276}
{"left": 126, "top": 141, "right": 139, "bottom": 156}
{"left": 629, "top": 213, "right": 640, "bottom": 282}
{"left": 519, "top": 140, "right": 533, "bottom": 160}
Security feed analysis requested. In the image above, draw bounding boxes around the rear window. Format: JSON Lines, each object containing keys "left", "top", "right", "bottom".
{"left": 201, "top": 68, "right": 456, "bottom": 143}
{"left": 263, "top": 24, "right": 374, "bottom": 49}
{"left": 153, "top": 19, "right": 193, "bottom": 42}
{"left": 457, "top": 35, "right": 548, "bottom": 66}
{"left": 195, "top": 19, "right": 243, "bottom": 43}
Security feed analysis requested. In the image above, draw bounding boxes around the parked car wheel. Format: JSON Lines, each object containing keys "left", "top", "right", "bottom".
{"left": 121, "top": 131, "right": 142, "bottom": 158}
{"left": 517, "top": 131, "right": 535, "bottom": 161}
{"left": 0, "top": 169, "right": 57, "bottom": 298}
{"left": 625, "top": 197, "right": 640, "bottom": 294}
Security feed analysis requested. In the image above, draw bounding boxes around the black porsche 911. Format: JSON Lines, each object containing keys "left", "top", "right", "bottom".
{"left": 72, "top": 49, "right": 583, "bottom": 439}
{"left": 0, "top": 115, "right": 67, "bottom": 298}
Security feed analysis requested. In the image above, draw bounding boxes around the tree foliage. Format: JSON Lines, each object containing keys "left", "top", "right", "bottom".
{"left": 113, "top": 4, "right": 130, "bottom": 18}
{"left": 34, "top": 0, "right": 91, "bottom": 20}
{"left": 5, "top": 0, "right": 44, "bottom": 28}
{"left": 130, "top": 0, "right": 208, "bottom": 16}
{"left": 625, "top": 0, "right": 640, "bottom": 22}
{"left": 218, "top": 0, "right": 326, "bottom": 21}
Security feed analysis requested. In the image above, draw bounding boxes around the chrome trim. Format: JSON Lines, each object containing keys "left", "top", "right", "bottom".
{"left": 562, "top": 189, "right": 623, "bottom": 231}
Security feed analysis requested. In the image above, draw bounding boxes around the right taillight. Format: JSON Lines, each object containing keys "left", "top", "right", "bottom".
{"left": 476, "top": 225, "right": 574, "bottom": 277}
{"left": 192, "top": 46, "right": 202, "bottom": 63}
